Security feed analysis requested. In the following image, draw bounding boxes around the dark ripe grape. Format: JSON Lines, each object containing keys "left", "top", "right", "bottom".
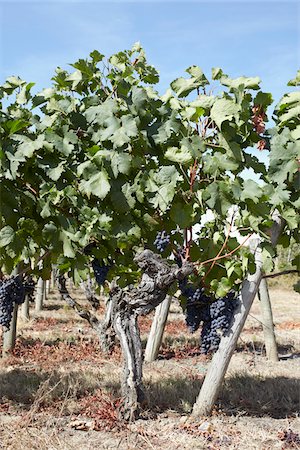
{"left": 200, "top": 293, "right": 238, "bottom": 354}
{"left": 186, "top": 304, "right": 202, "bottom": 333}
{"left": 200, "top": 320, "right": 221, "bottom": 354}
{"left": 24, "top": 276, "right": 36, "bottom": 302}
{"left": 192, "top": 287, "right": 206, "bottom": 303}
{"left": 0, "top": 276, "right": 25, "bottom": 329}
{"left": 11, "top": 277, "right": 26, "bottom": 305}
{"left": 210, "top": 298, "right": 226, "bottom": 319}
{"left": 154, "top": 231, "right": 170, "bottom": 253}
{"left": 92, "top": 259, "right": 110, "bottom": 286}
{"left": 174, "top": 246, "right": 186, "bottom": 267}
{"left": 180, "top": 280, "right": 209, "bottom": 333}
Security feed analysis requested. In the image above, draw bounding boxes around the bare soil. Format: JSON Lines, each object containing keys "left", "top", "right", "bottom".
{"left": 0, "top": 278, "right": 299, "bottom": 449}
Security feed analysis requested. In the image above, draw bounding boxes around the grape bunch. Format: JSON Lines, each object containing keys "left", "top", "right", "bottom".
{"left": 0, "top": 276, "right": 25, "bottom": 329}
{"left": 154, "top": 231, "right": 170, "bottom": 253}
{"left": 200, "top": 320, "right": 221, "bottom": 353}
{"left": 180, "top": 280, "right": 210, "bottom": 333}
{"left": 174, "top": 246, "right": 186, "bottom": 267}
{"left": 10, "top": 277, "right": 26, "bottom": 305}
{"left": 200, "top": 292, "right": 238, "bottom": 354}
{"left": 91, "top": 259, "right": 110, "bottom": 286}
{"left": 24, "top": 276, "right": 36, "bottom": 302}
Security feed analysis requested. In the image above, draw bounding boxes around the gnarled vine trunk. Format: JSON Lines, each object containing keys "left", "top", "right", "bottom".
{"left": 114, "top": 311, "right": 144, "bottom": 420}
{"left": 57, "top": 250, "right": 194, "bottom": 420}
{"left": 105, "top": 250, "right": 194, "bottom": 420}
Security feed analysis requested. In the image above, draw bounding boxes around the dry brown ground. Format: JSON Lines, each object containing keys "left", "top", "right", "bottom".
{"left": 0, "top": 277, "right": 299, "bottom": 450}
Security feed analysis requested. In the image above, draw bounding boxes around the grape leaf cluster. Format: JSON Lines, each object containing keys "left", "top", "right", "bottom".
{"left": 154, "top": 231, "right": 170, "bottom": 253}
{"left": 0, "top": 276, "right": 25, "bottom": 329}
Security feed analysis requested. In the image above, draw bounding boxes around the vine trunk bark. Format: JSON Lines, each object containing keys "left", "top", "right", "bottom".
{"left": 114, "top": 312, "right": 145, "bottom": 421}
{"left": 57, "top": 250, "right": 194, "bottom": 420}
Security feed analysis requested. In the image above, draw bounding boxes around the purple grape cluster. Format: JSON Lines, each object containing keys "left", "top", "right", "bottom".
{"left": 179, "top": 280, "right": 210, "bottom": 333}
{"left": 154, "top": 231, "right": 170, "bottom": 253}
{"left": 0, "top": 276, "right": 25, "bottom": 329}
{"left": 200, "top": 293, "right": 238, "bottom": 354}
{"left": 91, "top": 259, "right": 110, "bottom": 286}
{"left": 24, "top": 276, "right": 36, "bottom": 302}
{"left": 174, "top": 246, "right": 186, "bottom": 267}
{"left": 200, "top": 320, "right": 221, "bottom": 353}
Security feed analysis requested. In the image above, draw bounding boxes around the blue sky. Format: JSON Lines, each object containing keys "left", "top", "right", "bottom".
{"left": 0, "top": 1, "right": 299, "bottom": 173}
{"left": 1, "top": 1, "right": 299, "bottom": 99}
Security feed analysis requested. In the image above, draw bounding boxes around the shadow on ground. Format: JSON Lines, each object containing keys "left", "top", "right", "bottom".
{"left": 0, "top": 368, "right": 102, "bottom": 405}
{"left": 0, "top": 368, "right": 299, "bottom": 419}
{"left": 145, "top": 373, "right": 300, "bottom": 418}
{"left": 236, "top": 340, "right": 295, "bottom": 356}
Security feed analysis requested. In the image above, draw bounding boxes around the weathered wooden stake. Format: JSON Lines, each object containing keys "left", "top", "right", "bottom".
{"left": 144, "top": 295, "right": 171, "bottom": 362}
{"left": 21, "top": 294, "right": 30, "bottom": 321}
{"left": 192, "top": 213, "right": 283, "bottom": 416}
{"left": 35, "top": 278, "right": 44, "bottom": 312}
{"left": 192, "top": 243, "right": 263, "bottom": 416}
{"left": 258, "top": 276, "right": 279, "bottom": 361}
{"left": 46, "top": 279, "right": 51, "bottom": 296}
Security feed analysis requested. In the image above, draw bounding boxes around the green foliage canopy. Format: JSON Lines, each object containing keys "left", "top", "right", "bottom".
{"left": 0, "top": 44, "right": 299, "bottom": 295}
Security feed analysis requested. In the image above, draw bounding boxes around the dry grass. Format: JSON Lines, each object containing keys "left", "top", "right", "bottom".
{"left": 0, "top": 278, "right": 299, "bottom": 449}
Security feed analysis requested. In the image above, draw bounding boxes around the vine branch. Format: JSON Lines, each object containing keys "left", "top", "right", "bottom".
{"left": 196, "top": 234, "right": 253, "bottom": 267}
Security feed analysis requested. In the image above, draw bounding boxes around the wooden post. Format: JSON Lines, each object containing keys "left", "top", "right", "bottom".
{"left": 258, "top": 277, "right": 279, "bottom": 362}
{"left": 45, "top": 279, "right": 51, "bottom": 296}
{"left": 192, "top": 213, "right": 283, "bottom": 417}
{"left": 144, "top": 295, "right": 171, "bottom": 362}
{"left": 21, "top": 294, "right": 30, "bottom": 321}
{"left": 192, "top": 242, "right": 263, "bottom": 416}
{"left": 51, "top": 266, "right": 57, "bottom": 290}
{"left": 35, "top": 278, "right": 44, "bottom": 312}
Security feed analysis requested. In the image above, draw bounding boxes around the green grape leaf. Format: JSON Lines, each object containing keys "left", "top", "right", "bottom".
{"left": 0, "top": 226, "right": 15, "bottom": 247}
{"left": 59, "top": 230, "right": 76, "bottom": 258}
{"left": 170, "top": 202, "right": 194, "bottom": 228}
{"left": 165, "top": 146, "right": 193, "bottom": 164}
{"left": 210, "top": 98, "right": 240, "bottom": 129}
{"left": 111, "top": 152, "right": 132, "bottom": 178}
{"left": 171, "top": 66, "right": 208, "bottom": 97}
{"left": 79, "top": 170, "right": 110, "bottom": 199}
{"left": 288, "top": 70, "right": 300, "bottom": 87}
{"left": 220, "top": 75, "right": 261, "bottom": 91}
{"left": 66, "top": 70, "right": 82, "bottom": 89}
{"left": 240, "top": 180, "right": 262, "bottom": 203}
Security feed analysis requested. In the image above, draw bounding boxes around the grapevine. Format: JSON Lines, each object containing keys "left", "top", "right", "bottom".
{"left": 0, "top": 44, "right": 298, "bottom": 420}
